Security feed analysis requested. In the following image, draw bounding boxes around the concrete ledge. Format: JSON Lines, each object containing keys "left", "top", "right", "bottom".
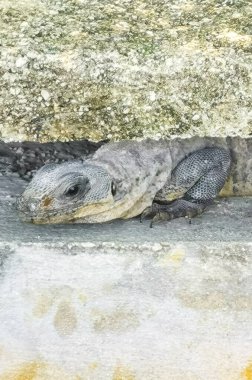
{"left": 1, "top": 176, "right": 252, "bottom": 246}
{"left": 0, "top": 175, "right": 252, "bottom": 379}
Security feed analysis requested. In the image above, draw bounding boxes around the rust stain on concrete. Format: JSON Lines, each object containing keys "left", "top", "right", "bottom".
{"left": 241, "top": 362, "right": 252, "bottom": 380}
{"left": 0, "top": 361, "right": 83, "bottom": 380}
{"left": 178, "top": 290, "right": 252, "bottom": 311}
{"left": 92, "top": 308, "right": 139, "bottom": 333}
{"left": 54, "top": 300, "right": 77, "bottom": 336}
{"left": 158, "top": 247, "right": 186, "bottom": 267}
{"left": 0, "top": 361, "right": 45, "bottom": 380}
{"left": 112, "top": 364, "right": 136, "bottom": 380}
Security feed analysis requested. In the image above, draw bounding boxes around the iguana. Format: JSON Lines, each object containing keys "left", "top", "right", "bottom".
{"left": 16, "top": 137, "right": 252, "bottom": 226}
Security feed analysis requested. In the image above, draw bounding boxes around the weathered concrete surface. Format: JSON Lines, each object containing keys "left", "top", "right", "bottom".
{"left": 0, "top": 175, "right": 252, "bottom": 379}
{"left": 1, "top": 175, "right": 252, "bottom": 243}
{"left": 0, "top": 0, "right": 252, "bottom": 142}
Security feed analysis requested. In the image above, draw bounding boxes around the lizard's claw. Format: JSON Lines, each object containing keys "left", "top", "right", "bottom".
{"left": 140, "top": 207, "right": 151, "bottom": 223}
{"left": 141, "top": 199, "right": 207, "bottom": 228}
{"left": 140, "top": 203, "right": 161, "bottom": 223}
{"left": 140, "top": 204, "right": 173, "bottom": 227}
{"left": 149, "top": 211, "right": 174, "bottom": 228}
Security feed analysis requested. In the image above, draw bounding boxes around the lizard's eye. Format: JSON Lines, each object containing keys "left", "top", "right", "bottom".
{"left": 65, "top": 184, "right": 80, "bottom": 197}
{"left": 62, "top": 176, "right": 90, "bottom": 198}
{"left": 111, "top": 181, "right": 116, "bottom": 196}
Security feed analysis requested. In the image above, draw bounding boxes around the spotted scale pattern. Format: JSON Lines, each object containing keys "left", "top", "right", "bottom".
{"left": 171, "top": 147, "right": 231, "bottom": 201}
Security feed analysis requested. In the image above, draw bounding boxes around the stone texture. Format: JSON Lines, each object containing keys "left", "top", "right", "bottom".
{"left": 0, "top": 0, "right": 252, "bottom": 142}
{"left": 0, "top": 241, "right": 251, "bottom": 380}
{"left": 0, "top": 175, "right": 252, "bottom": 379}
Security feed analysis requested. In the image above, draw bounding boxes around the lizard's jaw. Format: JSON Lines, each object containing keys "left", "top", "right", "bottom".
{"left": 16, "top": 194, "right": 115, "bottom": 224}
{"left": 17, "top": 196, "right": 148, "bottom": 224}
{"left": 17, "top": 183, "right": 153, "bottom": 224}
{"left": 72, "top": 192, "right": 153, "bottom": 223}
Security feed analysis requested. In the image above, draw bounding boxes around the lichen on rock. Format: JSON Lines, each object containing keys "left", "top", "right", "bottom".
{"left": 0, "top": 0, "right": 251, "bottom": 142}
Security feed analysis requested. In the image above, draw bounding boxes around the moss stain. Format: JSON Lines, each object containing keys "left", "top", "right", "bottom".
{"left": 32, "top": 292, "right": 54, "bottom": 318}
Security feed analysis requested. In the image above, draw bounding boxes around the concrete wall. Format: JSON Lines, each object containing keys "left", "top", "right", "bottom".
{"left": 0, "top": 176, "right": 252, "bottom": 379}
{"left": 0, "top": 241, "right": 251, "bottom": 380}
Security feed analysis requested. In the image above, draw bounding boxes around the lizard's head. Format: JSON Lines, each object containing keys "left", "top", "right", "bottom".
{"left": 17, "top": 161, "right": 117, "bottom": 224}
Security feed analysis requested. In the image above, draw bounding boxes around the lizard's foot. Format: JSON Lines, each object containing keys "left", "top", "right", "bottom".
{"left": 141, "top": 199, "right": 208, "bottom": 228}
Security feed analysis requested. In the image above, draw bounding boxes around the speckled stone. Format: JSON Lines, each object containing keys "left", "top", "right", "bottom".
{"left": 0, "top": 0, "right": 251, "bottom": 142}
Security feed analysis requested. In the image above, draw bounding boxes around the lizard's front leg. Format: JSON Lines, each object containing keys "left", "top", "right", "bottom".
{"left": 140, "top": 199, "right": 207, "bottom": 227}
{"left": 141, "top": 147, "right": 231, "bottom": 227}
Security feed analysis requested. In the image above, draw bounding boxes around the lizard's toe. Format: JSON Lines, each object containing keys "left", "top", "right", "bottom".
{"left": 140, "top": 203, "right": 163, "bottom": 222}
{"left": 147, "top": 199, "right": 208, "bottom": 227}
{"left": 140, "top": 206, "right": 155, "bottom": 222}
{"left": 150, "top": 211, "right": 174, "bottom": 228}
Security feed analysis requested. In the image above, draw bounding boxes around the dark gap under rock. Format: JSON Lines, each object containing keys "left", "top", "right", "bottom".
{"left": 0, "top": 139, "right": 107, "bottom": 180}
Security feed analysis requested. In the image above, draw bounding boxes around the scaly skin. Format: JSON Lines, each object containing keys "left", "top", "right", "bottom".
{"left": 16, "top": 137, "right": 252, "bottom": 224}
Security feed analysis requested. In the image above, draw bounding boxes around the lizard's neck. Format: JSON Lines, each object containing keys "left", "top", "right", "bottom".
{"left": 87, "top": 140, "right": 173, "bottom": 219}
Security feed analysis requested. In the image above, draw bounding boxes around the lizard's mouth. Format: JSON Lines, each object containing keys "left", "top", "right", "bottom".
{"left": 16, "top": 195, "right": 115, "bottom": 224}
{"left": 16, "top": 200, "right": 77, "bottom": 224}
{"left": 17, "top": 208, "right": 77, "bottom": 224}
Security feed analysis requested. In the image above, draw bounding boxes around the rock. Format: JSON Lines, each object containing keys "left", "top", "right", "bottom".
{"left": 41, "top": 89, "right": 51, "bottom": 101}
{"left": 0, "top": 0, "right": 251, "bottom": 142}
{"left": 15, "top": 56, "right": 28, "bottom": 68}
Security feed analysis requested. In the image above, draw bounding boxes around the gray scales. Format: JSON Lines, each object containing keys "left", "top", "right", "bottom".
{"left": 16, "top": 137, "right": 252, "bottom": 226}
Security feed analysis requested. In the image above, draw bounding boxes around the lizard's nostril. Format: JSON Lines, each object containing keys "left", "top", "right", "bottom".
{"left": 16, "top": 196, "right": 38, "bottom": 214}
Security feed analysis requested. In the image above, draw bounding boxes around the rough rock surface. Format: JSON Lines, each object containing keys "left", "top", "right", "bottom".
{"left": 0, "top": 0, "right": 252, "bottom": 142}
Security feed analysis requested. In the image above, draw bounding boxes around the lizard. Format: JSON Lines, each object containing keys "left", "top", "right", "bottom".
{"left": 16, "top": 137, "right": 252, "bottom": 226}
